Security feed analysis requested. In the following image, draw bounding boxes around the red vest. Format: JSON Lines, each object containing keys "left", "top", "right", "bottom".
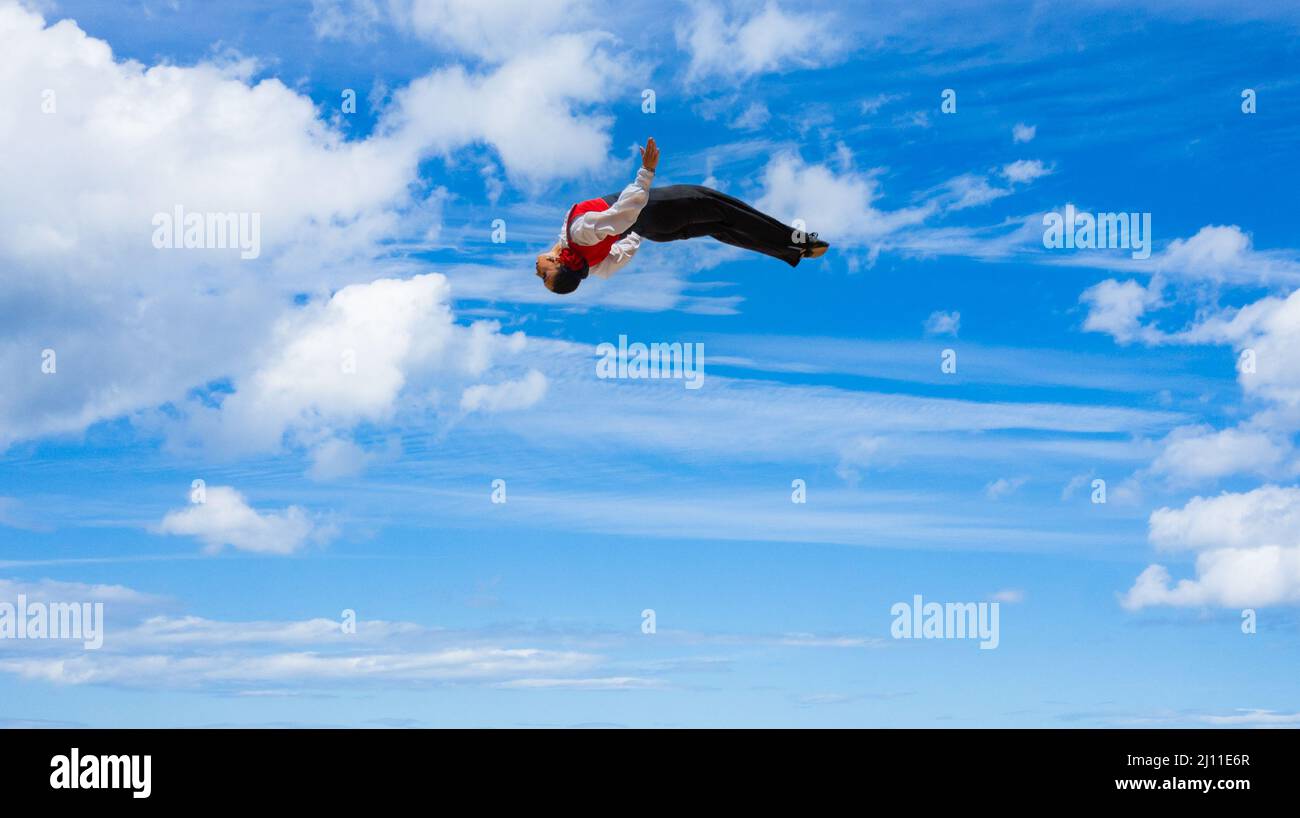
{"left": 565, "top": 197, "right": 618, "bottom": 267}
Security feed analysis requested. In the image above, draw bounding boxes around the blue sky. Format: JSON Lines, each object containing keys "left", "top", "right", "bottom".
{"left": 1, "top": 0, "right": 1299, "bottom": 727}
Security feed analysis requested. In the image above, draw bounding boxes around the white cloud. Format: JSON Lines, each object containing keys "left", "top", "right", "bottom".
{"left": 1123, "top": 485, "right": 1300, "bottom": 609}
{"left": 486, "top": 338, "right": 1181, "bottom": 464}
{"left": 311, "top": 0, "right": 593, "bottom": 62}
{"left": 0, "top": 577, "right": 890, "bottom": 692}
{"left": 140, "top": 272, "right": 530, "bottom": 469}
{"left": 1148, "top": 485, "right": 1300, "bottom": 553}
{"left": 1060, "top": 473, "right": 1096, "bottom": 501}
{"left": 860, "top": 93, "right": 900, "bottom": 115}
{"left": 122, "top": 615, "right": 421, "bottom": 647}
{"left": 1080, "top": 241, "right": 1300, "bottom": 613}
{"left": 181, "top": 275, "right": 456, "bottom": 455}
{"left": 495, "top": 676, "right": 662, "bottom": 690}
{"left": 1079, "top": 225, "right": 1300, "bottom": 288}
{"left": 0, "top": 576, "right": 611, "bottom": 690}
{"left": 677, "top": 1, "right": 844, "bottom": 82}
{"left": 754, "top": 152, "right": 1054, "bottom": 264}
{"left": 309, "top": 0, "right": 385, "bottom": 41}
{"left": 0, "top": 646, "right": 598, "bottom": 688}
{"left": 308, "top": 438, "right": 372, "bottom": 481}
{"left": 0, "top": 6, "right": 613, "bottom": 452}
{"left": 756, "top": 153, "right": 931, "bottom": 256}
{"left": 1157, "top": 224, "right": 1252, "bottom": 280}
{"left": 155, "top": 486, "right": 334, "bottom": 555}
{"left": 1150, "top": 424, "right": 1295, "bottom": 483}
{"left": 776, "top": 633, "right": 882, "bottom": 648}
{"left": 381, "top": 33, "right": 630, "bottom": 185}
{"left": 730, "top": 101, "right": 771, "bottom": 130}
{"left": 1080, "top": 278, "right": 1165, "bottom": 344}
{"left": 0, "top": 578, "right": 160, "bottom": 607}
{"left": 460, "top": 369, "right": 548, "bottom": 413}
{"left": 1179, "top": 288, "right": 1300, "bottom": 410}
{"left": 835, "top": 435, "right": 889, "bottom": 482}
{"left": 306, "top": 437, "right": 397, "bottom": 481}
{"left": 1001, "top": 159, "right": 1052, "bottom": 184}
{"left": 985, "top": 476, "right": 1027, "bottom": 499}
{"left": 1012, "top": 123, "right": 1036, "bottom": 143}
{"left": 923, "top": 310, "right": 961, "bottom": 337}
{"left": 941, "top": 174, "right": 1012, "bottom": 211}
{"left": 1198, "top": 709, "right": 1300, "bottom": 726}
{"left": 989, "top": 589, "right": 1025, "bottom": 603}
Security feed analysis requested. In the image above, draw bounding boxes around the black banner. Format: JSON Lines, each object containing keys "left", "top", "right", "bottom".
{"left": 1, "top": 728, "right": 1285, "bottom": 805}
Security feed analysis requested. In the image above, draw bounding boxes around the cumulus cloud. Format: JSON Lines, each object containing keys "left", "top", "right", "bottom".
{"left": 1001, "top": 159, "right": 1052, "bottom": 184}
{"left": 1081, "top": 225, "right": 1300, "bottom": 288}
{"left": 184, "top": 276, "right": 424, "bottom": 447}
{"left": 155, "top": 486, "right": 335, "bottom": 555}
{"left": 1012, "top": 123, "right": 1036, "bottom": 143}
{"left": 1083, "top": 232, "right": 1300, "bottom": 609}
{"left": 0, "top": 5, "right": 416, "bottom": 446}
{"left": 1178, "top": 288, "right": 1300, "bottom": 410}
{"left": 1123, "top": 485, "right": 1300, "bottom": 609}
{"left": 677, "top": 1, "right": 844, "bottom": 82}
{"left": 0, "top": 5, "right": 599, "bottom": 453}
{"left": 1150, "top": 425, "right": 1295, "bottom": 483}
{"left": 1081, "top": 237, "right": 1300, "bottom": 483}
{"left": 380, "top": 33, "right": 631, "bottom": 185}
{"left": 1156, "top": 225, "right": 1263, "bottom": 282}
{"left": 165, "top": 273, "right": 539, "bottom": 470}
{"left": 1080, "top": 278, "right": 1165, "bottom": 344}
{"left": 756, "top": 152, "right": 931, "bottom": 258}
{"left": 756, "top": 149, "right": 1055, "bottom": 263}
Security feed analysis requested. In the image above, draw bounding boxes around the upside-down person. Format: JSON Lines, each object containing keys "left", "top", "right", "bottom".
{"left": 535, "top": 137, "right": 829, "bottom": 294}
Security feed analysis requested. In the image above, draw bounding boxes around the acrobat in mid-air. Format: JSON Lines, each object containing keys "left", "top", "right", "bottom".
{"left": 535, "top": 137, "right": 829, "bottom": 294}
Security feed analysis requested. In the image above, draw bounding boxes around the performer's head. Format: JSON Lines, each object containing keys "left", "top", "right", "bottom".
{"left": 535, "top": 247, "right": 588, "bottom": 295}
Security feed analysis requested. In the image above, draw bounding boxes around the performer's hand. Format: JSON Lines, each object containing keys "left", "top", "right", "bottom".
{"left": 640, "top": 137, "right": 659, "bottom": 172}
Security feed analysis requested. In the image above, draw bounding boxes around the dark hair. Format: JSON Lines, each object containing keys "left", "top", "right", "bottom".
{"left": 549, "top": 267, "right": 586, "bottom": 294}
{"left": 549, "top": 257, "right": 589, "bottom": 295}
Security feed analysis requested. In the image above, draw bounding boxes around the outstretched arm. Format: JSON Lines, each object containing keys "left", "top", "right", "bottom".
{"left": 567, "top": 138, "right": 659, "bottom": 247}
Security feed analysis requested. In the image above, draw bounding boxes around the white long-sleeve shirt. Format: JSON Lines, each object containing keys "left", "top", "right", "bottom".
{"left": 558, "top": 167, "right": 654, "bottom": 279}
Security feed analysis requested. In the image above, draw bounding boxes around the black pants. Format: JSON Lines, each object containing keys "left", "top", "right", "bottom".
{"left": 601, "top": 185, "right": 806, "bottom": 267}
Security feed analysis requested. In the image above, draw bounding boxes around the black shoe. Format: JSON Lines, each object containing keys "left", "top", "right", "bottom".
{"left": 800, "top": 232, "right": 829, "bottom": 258}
